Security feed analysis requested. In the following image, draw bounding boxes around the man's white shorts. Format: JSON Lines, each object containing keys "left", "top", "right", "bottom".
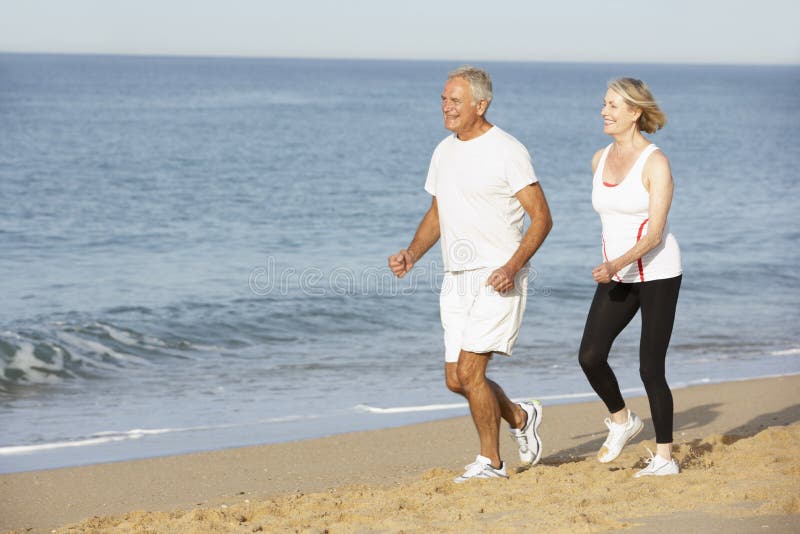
{"left": 439, "top": 267, "right": 529, "bottom": 363}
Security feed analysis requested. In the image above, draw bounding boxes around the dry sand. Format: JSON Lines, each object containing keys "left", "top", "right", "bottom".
{"left": 2, "top": 374, "right": 799, "bottom": 533}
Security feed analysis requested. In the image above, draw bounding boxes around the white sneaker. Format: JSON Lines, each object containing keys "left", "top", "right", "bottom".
{"left": 597, "top": 409, "right": 643, "bottom": 463}
{"left": 634, "top": 449, "right": 680, "bottom": 478}
{"left": 453, "top": 455, "right": 508, "bottom": 483}
{"left": 509, "top": 400, "right": 543, "bottom": 466}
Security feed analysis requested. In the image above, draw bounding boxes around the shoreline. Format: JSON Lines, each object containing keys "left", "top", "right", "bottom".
{"left": 3, "top": 371, "right": 797, "bottom": 476}
{"left": 2, "top": 374, "right": 799, "bottom": 533}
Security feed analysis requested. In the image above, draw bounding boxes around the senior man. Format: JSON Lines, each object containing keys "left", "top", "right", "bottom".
{"left": 389, "top": 65, "right": 552, "bottom": 482}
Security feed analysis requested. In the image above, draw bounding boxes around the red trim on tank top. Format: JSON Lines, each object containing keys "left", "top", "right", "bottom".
{"left": 636, "top": 219, "right": 649, "bottom": 282}
{"left": 602, "top": 181, "right": 620, "bottom": 187}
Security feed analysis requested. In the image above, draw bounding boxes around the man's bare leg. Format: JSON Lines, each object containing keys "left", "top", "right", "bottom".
{"left": 454, "top": 350, "right": 524, "bottom": 467}
{"left": 445, "top": 361, "right": 527, "bottom": 430}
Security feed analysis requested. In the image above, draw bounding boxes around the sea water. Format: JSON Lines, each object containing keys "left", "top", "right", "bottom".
{"left": 1, "top": 54, "right": 798, "bottom": 473}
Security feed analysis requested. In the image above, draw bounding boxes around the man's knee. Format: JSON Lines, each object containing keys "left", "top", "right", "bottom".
{"left": 455, "top": 360, "right": 485, "bottom": 394}
{"left": 445, "top": 373, "right": 463, "bottom": 394}
{"left": 445, "top": 364, "right": 463, "bottom": 394}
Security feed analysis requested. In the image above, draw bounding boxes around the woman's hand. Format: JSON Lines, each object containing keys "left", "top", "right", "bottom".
{"left": 592, "top": 262, "right": 617, "bottom": 284}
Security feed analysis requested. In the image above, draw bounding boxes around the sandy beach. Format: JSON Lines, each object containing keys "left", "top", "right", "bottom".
{"left": 2, "top": 374, "right": 799, "bottom": 533}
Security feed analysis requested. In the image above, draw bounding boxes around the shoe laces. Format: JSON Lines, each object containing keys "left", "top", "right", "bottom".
{"left": 640, "top": 447, "right": 672, "bottom": 472}
{"left": 604, "top": 416, "right": 630, "bottom": 431}
{"left": 462, "top": 460, "right": 488, "bottom": 477}
{"left": 510, "top": 428, "right": 530, "bottom": 452}
{"left": 603, "top": 417, "right": 614, "bottom": 430}
{"left": 602, "top": 417, "right": 625, "bottom": 446}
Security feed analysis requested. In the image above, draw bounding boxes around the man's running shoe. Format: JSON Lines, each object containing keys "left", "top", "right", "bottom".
{"left": 509, "top": 400, "right": 543, "bottom": 466}
{"left": 453, "top": 455, "right": 508, "bottom": 483}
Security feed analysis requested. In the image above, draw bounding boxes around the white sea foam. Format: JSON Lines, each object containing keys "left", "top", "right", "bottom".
{"left": 355, "top": 387, "right": 648, "bottom": 415}
{"left": 92, "top": 323, "right": 207, "bottom": 361}
{"left": 354, "top": 401, "right": 468, "bottom": 414}
{"left": 771, "top": 348, "right": 800, "bottom": 356}
{"left": 353, "top": 374, "right": 800, "bottom": 415}
{"left": 4, "top": 341, "right": 68, "bottom": 384}
{"left": 0, "top": 414, "right": 319, "bottom": 456}
{"left": 96, "top": 322, "right": 140, "bottom": 346}
{"left": 96, "top": 322, "right": 222, "bottom": 354}
{"left": 57, "top": 332, "right": 153, "bottom": 367}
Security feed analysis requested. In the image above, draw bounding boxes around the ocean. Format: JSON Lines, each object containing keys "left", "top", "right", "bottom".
{"left": 1, "top": 54, "right": 798, "bottom": 473}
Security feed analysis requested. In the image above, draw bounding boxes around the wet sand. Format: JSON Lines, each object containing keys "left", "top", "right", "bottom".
{"left": 2, "top": 374, "right": 798, "bottom": 533}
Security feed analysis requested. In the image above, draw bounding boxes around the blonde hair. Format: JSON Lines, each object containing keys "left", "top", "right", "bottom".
{"left": 607, "top": 77, "right": 667, "bottom": 134}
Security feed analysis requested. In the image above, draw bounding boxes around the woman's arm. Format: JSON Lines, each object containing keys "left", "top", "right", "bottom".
{"left": 593, "top": 150, "right": 674, "bottom": 283}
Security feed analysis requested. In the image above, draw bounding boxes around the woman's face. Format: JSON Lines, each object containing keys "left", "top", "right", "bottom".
{"left": 601, "top": 89, "right": 639, "bottom": 135}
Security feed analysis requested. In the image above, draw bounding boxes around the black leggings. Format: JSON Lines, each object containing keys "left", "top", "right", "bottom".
{"left": 578, "top": 275, "right": 681, "bottom": 444}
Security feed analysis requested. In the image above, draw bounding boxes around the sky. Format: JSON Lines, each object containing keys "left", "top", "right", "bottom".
{"left": 1, "top": 0, "right": 798, "bottom": 64}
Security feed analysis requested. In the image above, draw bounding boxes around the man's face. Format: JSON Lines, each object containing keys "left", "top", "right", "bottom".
{"left": 441, "top": 77, "right": 484, "bottom": 136}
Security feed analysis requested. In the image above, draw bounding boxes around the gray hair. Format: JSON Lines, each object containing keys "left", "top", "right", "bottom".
{"left": 448, "top": 65, "right": 493, "bottom": 108}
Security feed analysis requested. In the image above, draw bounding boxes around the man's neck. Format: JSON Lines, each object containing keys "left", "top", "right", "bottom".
{"left": 456, "top": 120, "right": 493, "bottom": 141}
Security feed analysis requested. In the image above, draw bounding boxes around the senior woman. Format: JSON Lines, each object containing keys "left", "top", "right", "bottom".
{"left": 579, "top": 78, "right": 682, "bottom": 477}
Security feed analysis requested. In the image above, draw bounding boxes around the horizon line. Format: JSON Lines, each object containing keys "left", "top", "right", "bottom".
{"left": 1, "top": 50, "right": 798, "bottom": 68}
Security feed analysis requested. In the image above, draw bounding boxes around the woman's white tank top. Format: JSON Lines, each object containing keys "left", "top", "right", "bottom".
{"left": 591, "top": 143, "right": 682, "bottom": 283}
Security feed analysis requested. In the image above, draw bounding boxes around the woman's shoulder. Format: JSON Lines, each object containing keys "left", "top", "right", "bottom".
{"left": 644, "top": 145, "right": 671, "bottom": 172}
{"left": 642, "top": 146, "right": 673, "bottom": 190}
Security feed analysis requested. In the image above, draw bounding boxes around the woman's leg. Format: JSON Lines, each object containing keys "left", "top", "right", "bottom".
{"left": 578, "top": 282, "right": 641, "bottom": 413}
{"left": 638, "top": 275, "right": 682, "bottom": 454}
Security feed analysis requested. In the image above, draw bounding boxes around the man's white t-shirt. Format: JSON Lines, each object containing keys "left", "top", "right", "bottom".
{"left": 424, "top": 126, "right": 538, "bottom": 272}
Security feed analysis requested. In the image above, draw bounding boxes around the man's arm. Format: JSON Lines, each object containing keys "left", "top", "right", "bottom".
{"left": 487, "top": 183, "right": 553, "bottom": 292}
{"left": 389, "top": 197, "right": 441, "bottom": 278}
